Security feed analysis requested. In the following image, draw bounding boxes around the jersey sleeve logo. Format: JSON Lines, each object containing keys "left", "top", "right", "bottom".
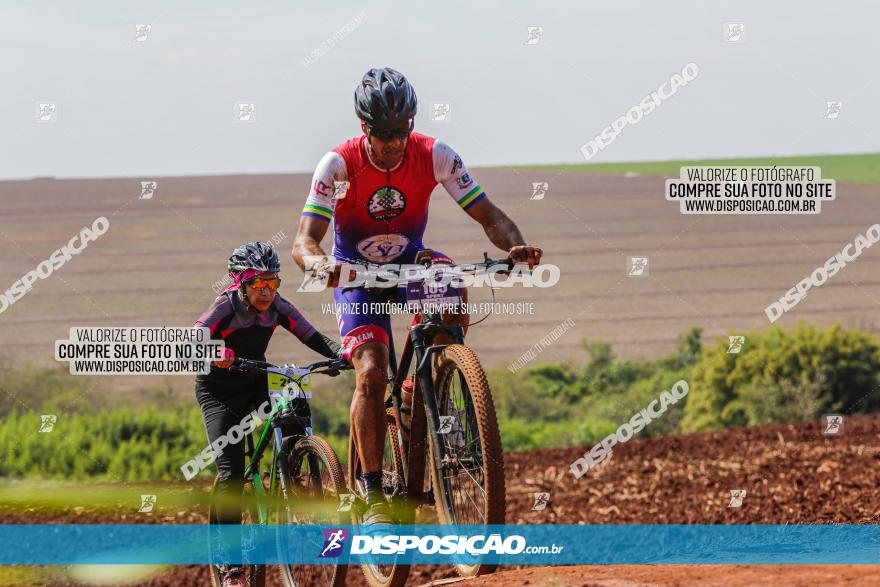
{"left": 312, "top": 179, "right": 334, "bottom": 196}
{"left": 367, "top": 186, "right": 406, "bottom": 220}
{"left": 456, "top": 172, "right": 473, "bottom": 189}
{"left": 332, "top": 181, "right": 350, "bottom": 199}
{"left": 451, "top": 154, "right": 463, "bottom": 174}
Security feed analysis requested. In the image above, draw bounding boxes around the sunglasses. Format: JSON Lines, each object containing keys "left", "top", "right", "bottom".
{"left": 246, "top": 276, "right": 281, "bottom": 291}
{"left": 369, "top": 119, "right": 414, "bottom": 142}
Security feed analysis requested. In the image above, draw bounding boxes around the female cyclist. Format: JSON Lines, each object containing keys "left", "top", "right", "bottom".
{"left": 194, "top": 241, "right": 342, "bottom": 587}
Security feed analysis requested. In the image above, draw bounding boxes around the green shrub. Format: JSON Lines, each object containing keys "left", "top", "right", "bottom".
{"left": 0, "top": 359, "right": 111, "bottom": 417}
{"left": 0, "top": 407, "right": 205, "bottom": 481}
{"left": 683, "top": 322, "right": 880, "bottom": 431}
{"left": 2, "top": 322, "right": 879, "bottom": 479}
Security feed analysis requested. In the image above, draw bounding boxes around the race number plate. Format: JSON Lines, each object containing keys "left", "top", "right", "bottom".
{"left": 405, "top": 267, "right": 462, "bottom": 312}
{"left": 267, "top": 367, "right": 312, "bottom": 401}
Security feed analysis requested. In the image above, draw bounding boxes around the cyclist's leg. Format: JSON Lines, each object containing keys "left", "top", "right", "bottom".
{"left": 196, "top": 379, "right": 254, "bottom": 565}
{"left": 335, "top": 286, "right": 393, "bottom": 504}
{"left": 350, "top": 342, "right": 389, "bottom": 474}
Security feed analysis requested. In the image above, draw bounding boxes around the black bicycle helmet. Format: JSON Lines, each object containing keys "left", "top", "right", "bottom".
{"left": 227, "top": 241, "right": 280, "bottom": 274}
{"left": 354, "top": 67, "right": 417, "bottom": 131}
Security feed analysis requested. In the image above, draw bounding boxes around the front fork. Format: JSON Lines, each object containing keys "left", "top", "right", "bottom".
{"left": 247, "top": 427, "right": 287, "bottom": 525}
{"left": 411, "top": 323, "right": 464, "bottom": 487}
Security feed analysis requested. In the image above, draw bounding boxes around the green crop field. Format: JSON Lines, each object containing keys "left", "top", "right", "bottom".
{"left": 510, "top": 152, "right": 880, "bottom": 185}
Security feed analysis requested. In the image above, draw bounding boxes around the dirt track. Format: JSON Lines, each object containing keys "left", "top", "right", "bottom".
{"left": 424, "top": 565, "right": 880, "bottom": 586}
{"left": 4, "top": 412, "right": 879, "bottom": 586}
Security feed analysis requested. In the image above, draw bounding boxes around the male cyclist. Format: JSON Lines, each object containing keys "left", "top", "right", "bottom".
{"left": 292, "top": 67, "right": 542, "bottom": 526}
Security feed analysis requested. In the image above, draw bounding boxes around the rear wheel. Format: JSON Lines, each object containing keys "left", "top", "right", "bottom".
{"left": 276, "top": 435, "right": 348, "bottom": 587}
{"left": 208, "top": 476, "right": 266, "bottom": 587}
{"left": 428, "top": 344, "right": 506, "bottom": 577}
{"left": 348, "top": 409, "right": 411, "bottom": 587}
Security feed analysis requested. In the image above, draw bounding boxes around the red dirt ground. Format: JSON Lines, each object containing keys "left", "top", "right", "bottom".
{"left": 4, "top": 412, "right": 879, "bottom": 586}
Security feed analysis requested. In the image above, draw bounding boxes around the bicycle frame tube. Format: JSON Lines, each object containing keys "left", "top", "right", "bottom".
{"left": 392, "top": 326, "right": 415, "bottom": 481}
{"left": 395, "top": 313, "right": 465, "bottom": 499}
{"left": 244, "top": 405, "right": 281, "bottom": 479}
{"left": 248, "top": 421, "right": 272, "bottom": 523}
{"left": 244, "top": 398, "right": 296, "bottom": 523}
{"left": 413, "top": 323, "right": 464, "bottom": 459}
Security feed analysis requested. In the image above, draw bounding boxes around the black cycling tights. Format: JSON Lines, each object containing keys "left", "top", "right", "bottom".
{"left": 195, "top": 373, "right": 269, "bottom": 560}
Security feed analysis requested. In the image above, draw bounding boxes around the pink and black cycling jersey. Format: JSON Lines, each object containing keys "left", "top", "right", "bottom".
{"left": 301, "top": 132, "right": 487, "bottom": 265}
{"left": 195, "top": 290, "right": 316, "bottom": 365}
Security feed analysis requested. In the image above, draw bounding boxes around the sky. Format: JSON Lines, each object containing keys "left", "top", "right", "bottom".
{"left": 0, "top": 0, "right": 876, "bottom": 180}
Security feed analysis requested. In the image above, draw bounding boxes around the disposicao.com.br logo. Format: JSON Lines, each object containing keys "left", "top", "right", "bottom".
{"left": 319, "top": 528, "right": 349, "bottom": 558}
{"left": 346, "top": 533, "right": 562, "bottom": 556}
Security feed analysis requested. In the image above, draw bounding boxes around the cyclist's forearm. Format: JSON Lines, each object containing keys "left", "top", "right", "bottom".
{"left": 483, "top": 209, "right": 527, "bottom": 251}
{"left": 292, "top": 237, "right": 328, "bottom": 271}
{"left": 304, "top": 331, "right": 342, "bottom": 359}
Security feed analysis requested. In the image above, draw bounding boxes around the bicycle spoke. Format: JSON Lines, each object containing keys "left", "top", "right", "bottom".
{"left": 430, "top": 360, "right": 494, "bottom": 527}
{"left": 455, "top": 464, "right": 486, "bottom": 495}
{"left": 448, "top": 469, "right": 484, "bottom": 523}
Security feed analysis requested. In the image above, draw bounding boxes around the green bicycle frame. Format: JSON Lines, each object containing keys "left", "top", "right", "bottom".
{"left": 242, "top": 374, "right": 312, "bottom": 524}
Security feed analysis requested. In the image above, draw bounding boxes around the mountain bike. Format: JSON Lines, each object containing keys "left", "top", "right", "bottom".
{"left": 345, "top": 252, "right": 513, "bottom": 586}
{"left": 207, "top": 356, "right": 352, "bottom": 587}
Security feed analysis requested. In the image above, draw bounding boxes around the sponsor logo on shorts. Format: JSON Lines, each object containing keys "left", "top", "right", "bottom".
{"left": 344, "top": 331, "right": 375, "bottom": 345}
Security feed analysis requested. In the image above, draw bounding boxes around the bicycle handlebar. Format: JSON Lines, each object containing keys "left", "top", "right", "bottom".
{"left": 339, "top": 252, "right": 516, "bottom": 292}
{"left": 230, "top": 356, "right": 351, "bottom": 376}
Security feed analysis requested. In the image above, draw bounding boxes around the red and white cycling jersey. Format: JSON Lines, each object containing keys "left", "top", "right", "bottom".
{"left": 301, "top": 132, "right": 486, "bottom": 264}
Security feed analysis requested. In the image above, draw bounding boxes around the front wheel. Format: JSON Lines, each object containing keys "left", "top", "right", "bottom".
{"left": 348, "top": 411, "right": 411, "bottom": 587}
{"left": 428, "top": 343, "right": 506, "bottom": 577}
{"left": 275, "top": 435, "right": 348, "bottom": 587}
